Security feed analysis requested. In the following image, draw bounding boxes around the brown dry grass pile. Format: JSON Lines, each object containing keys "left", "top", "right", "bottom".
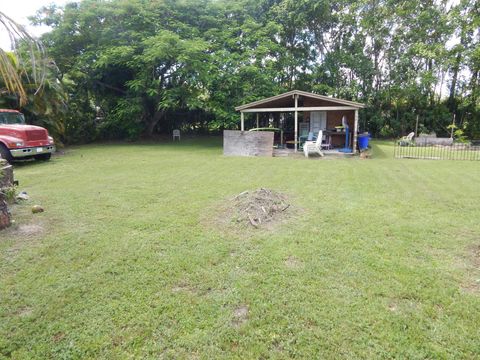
{"left": 224, "top": 188, "right": 291, "bottom": 229}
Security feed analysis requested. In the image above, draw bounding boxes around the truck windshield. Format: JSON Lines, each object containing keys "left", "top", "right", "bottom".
{"left": 0, "top": 112, "right": 25, "bottom": 125}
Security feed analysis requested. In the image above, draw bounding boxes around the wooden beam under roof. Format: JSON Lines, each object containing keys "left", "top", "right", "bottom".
{"left": 235, "top": 89, "right": 365, "bottom": 111}
{"left": 240, "top": 106, "right": 358, "bottom": 113}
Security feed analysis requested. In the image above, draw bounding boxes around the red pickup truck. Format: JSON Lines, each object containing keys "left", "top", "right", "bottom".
{"left": 0, "top": 109, "right": 55, "bottom": 163}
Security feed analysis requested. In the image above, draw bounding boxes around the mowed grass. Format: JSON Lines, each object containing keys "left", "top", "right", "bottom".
{"left": 1, "top": 138, "right": 480, "bottom": 359}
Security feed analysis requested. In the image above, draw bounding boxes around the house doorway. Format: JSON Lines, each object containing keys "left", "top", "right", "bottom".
{"left": 310, "top": 111, "right": 327, "bottom": 133}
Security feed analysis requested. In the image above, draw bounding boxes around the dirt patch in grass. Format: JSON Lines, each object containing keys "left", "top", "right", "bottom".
{"left": 386, "top": 299, "right": 419, "bottom": 313}
{"left": 1, "top": 200, "right": 46, "bottom": 238}
{"left": 1, "top": 220, "right": 45, "bottom": 241}
{"left": 232, "top": 305, "right": 249, "bottom": 327}
{"left": 172, "top": 283, "right": 197, "bottom": 294}
{"left": 1, "top": 209, "right": 47, "bottom": 259}
{"left": 16, "top": 223, "right": 45, "bottom": 236}
{"left": 284, "top": 255, "right": 303, "bottom": 269}
{"left": 388, "top": 303, "right": 398, "bottom": 312}
{"left": 209, "top": 188, "right": 295, "bottom": 233}
{"left": 461, "top": 244, "right": 480, "bottom": 294}
{"left": 52, "top": 332, "right": 66, "bottom": 343}
{"left": 15, "top": 306, "right": 33, "bottom": 317}
{"left": 462, "top": 282, "right": 480, "bottom": 294}
{"left": 469, "top": 244, "right": 480, "bottom": 268}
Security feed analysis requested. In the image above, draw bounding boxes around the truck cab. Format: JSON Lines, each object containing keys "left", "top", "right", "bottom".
{"left": 0, "top": 109, "right": 55, "bottom": 163}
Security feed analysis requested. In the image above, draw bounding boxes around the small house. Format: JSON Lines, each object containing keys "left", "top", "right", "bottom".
{"left": 227, "top": 90, "right": 365, "bottom": 157}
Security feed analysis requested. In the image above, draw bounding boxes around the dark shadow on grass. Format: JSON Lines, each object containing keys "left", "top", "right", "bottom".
{"left": 11, "top": 159, "right": 51, "bottom": 169}
{"left": 10, "top": 150, "right": 69, "bottom": 169}
{"left": 161, "top": 135, "right": 223, "bottom": 149}
{"left": 75, "top": 135, "right": 223, "bottom": 150}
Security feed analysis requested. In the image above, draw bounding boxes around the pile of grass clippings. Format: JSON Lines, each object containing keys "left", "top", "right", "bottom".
{"left": 227, "top": 188, "right": 290, "bottom": 228}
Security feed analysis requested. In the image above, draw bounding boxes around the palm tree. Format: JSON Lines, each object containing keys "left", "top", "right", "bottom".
{"left": 0, "top": 11, "right": 48, "bottom": 228}
{"left": 0, "top": 11, "right": 46, "bottom": 106}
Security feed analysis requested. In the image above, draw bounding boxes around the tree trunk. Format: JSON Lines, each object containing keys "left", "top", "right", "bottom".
{"left": 448, "top": 34, "right": 466, "bottom": 111}
{"left": 0, "top": 163, "right": 13, "bottom": 230}
{"left": 470, "top": 69, "right": 479, "bottom": 104}
{"left": 145, "top": 110, "right": 165, "bottom": 137}
{"left": 0, "top": 163, "right": 14, "bottom": 188}
{"left": 428, "top": 59, "right": 435, "bottom": 106}
{"left": 0, "top": 193, "right": 10, "bottom": 230}
{"left": 448, "top": 52, "right": 461, "bottom": 110}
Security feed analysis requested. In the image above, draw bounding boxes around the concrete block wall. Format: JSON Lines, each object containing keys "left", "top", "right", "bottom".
{"left": 223, "top": 130, "right": 274, "bottom": 157}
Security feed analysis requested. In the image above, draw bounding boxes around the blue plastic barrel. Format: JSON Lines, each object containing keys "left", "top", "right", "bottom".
{"left": 358, "top": 134, "right": 369, "bottom": 150}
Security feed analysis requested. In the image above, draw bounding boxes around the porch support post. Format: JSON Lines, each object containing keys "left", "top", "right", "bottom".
{"left": 240, "top": 111, "right": 245, "bottom": 131}
{"left": 294, "top": 94, "right": 298, "bottom": 152}
{"left": 256, "top": 113, "right": 259, "bottom": 129}
{"left": 353, "top": 109, "right": 359, "bottom": 154}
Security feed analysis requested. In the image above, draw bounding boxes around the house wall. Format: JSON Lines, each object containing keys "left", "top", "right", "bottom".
{"left": 327, "top": 110, "right": 355, "bottom": 147}
{"left": 302, "top": 98, "right": 355, "bottom": 126}
{"left": 327, "top": 110, "right": 355, "bottom": 128}
{"left": 223, "top": 130, "right": 274, "bottom": 157}
{"left": 302, "top": 106, "right": 355, "bottom": 147}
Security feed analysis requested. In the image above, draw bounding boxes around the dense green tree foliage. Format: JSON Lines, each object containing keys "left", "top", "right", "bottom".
{"left": 27, "top": 0, "right": 479, "bottom": 142}
{"left": 0, "top": 50, "right": 67, "bottom": 142}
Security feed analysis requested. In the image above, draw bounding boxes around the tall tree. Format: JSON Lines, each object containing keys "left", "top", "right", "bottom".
{"left": 29, "top": 0, "right": 480, "bottom": 141}
{"left": 0, "top": 11, "right": 47, "bottom": 106}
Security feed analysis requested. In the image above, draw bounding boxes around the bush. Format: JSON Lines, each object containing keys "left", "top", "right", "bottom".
{"left": 98, "top": 99, "right": 144, "bottom": 141}
{"left": 64, "top": 108, "right": 97, "bottom": 144}
{"left": 379, "top": 124, "right": 395, "bottom": 138}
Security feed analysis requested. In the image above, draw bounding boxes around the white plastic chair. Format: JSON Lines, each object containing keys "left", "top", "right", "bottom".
{"left": 398, "top": 131, "right": 414, "bottom": 146}
{"left": 304, "top": 130, "right": 325, "bottom": 158}
{"left": 406, "top": 132, "right": 415, "bottom": 141}
{"left": 173, "top": 129, "right": 180, "bottom": 141}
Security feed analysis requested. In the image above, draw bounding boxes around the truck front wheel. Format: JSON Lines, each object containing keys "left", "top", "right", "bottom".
{"left": 35, "top": 153, "right": 52, "bottom": 161}
{"left": 0, "top": 144, "right": 13, "bottom": 163}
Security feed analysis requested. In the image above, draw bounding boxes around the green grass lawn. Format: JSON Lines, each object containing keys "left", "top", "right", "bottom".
{"left": 1, "top": 138, "right": 480, "bottom": 359}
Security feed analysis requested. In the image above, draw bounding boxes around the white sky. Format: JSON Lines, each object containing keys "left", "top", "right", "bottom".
{"left": 0, "top": 0, "right": 71, "bottom": 50}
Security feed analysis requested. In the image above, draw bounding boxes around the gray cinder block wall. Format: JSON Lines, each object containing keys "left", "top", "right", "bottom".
{"left": 223, "top": 130, "right": 274, "bottom": 157}
{"left": 414, "top": 136, "right": 453, "bottom": 146}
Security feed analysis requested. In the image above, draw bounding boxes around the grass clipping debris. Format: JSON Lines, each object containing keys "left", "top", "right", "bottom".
{"left": 225, "top": 188, "right": 291, "bottom": 229}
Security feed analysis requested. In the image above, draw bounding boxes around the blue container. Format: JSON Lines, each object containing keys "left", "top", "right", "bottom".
{"left": 358, "top": 134, "right": 369, "bottom": 150}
